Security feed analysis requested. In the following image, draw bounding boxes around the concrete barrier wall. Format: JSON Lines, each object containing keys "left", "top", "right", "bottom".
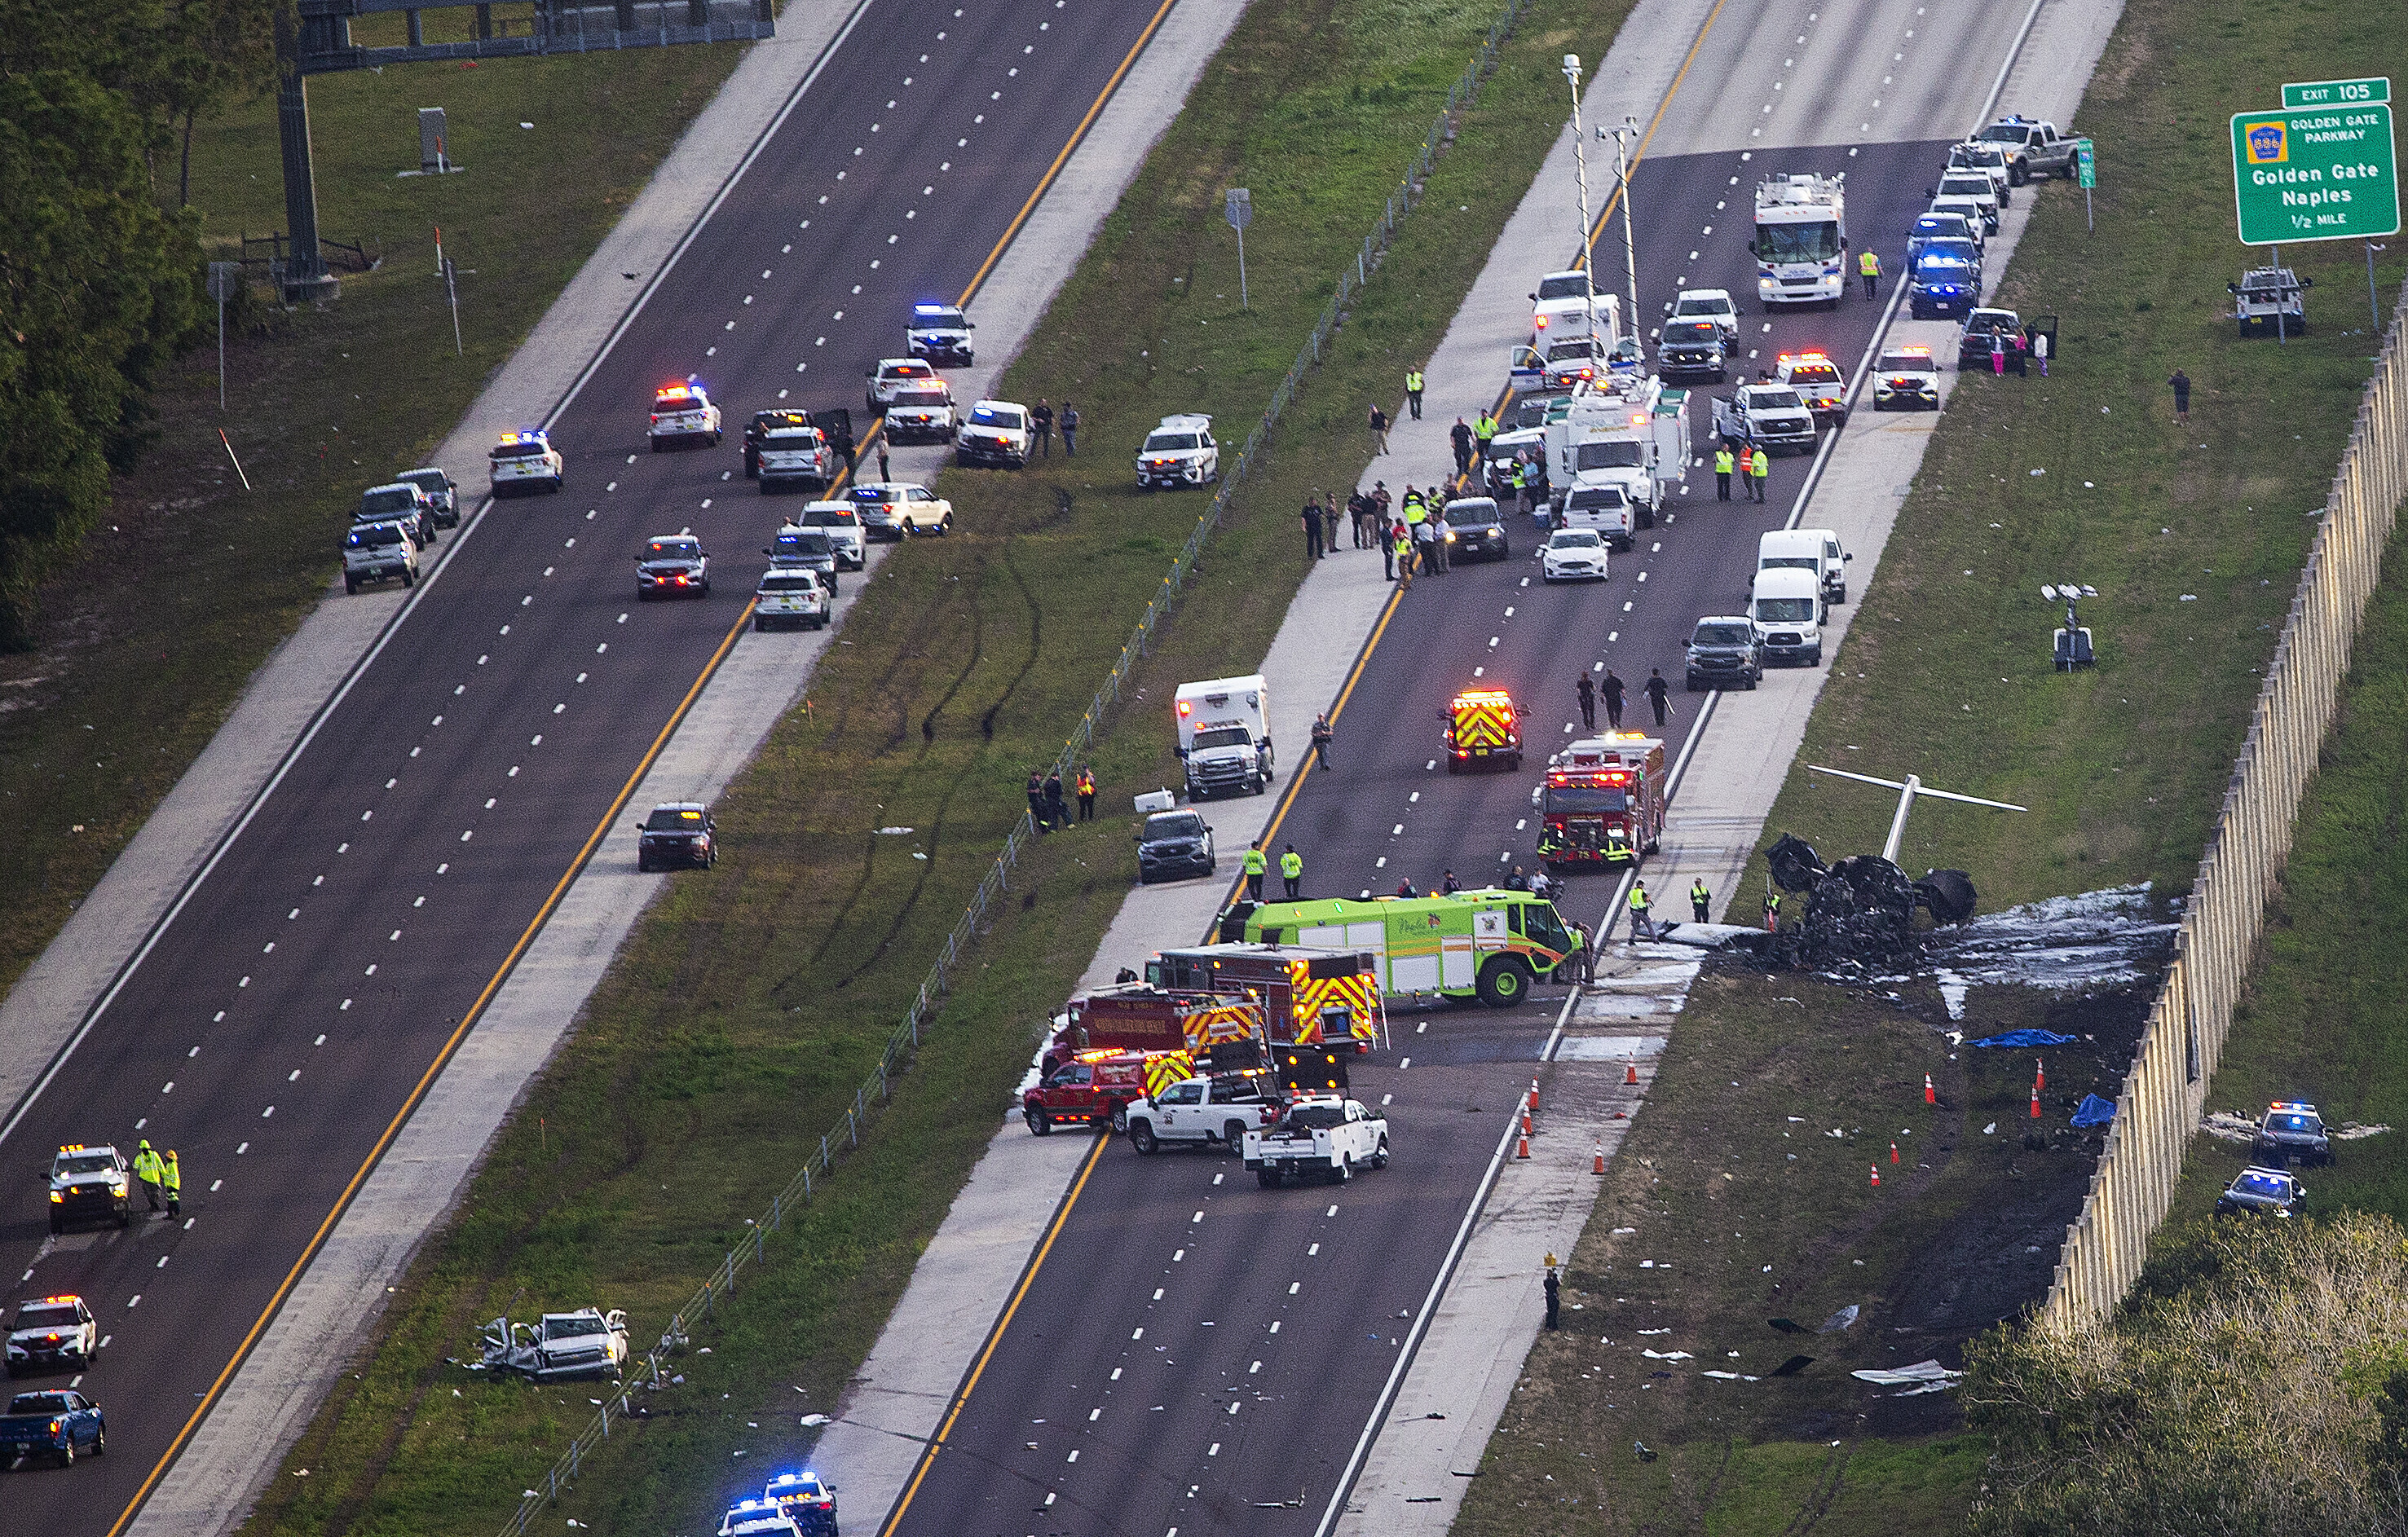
{"left": 2040, "top": 283, "right": 2408, "bottom": 1330}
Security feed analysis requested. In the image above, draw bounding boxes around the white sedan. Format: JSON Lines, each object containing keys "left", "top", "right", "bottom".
{"left": 1541, "top": 528, "right": 1610, "bottom": 583}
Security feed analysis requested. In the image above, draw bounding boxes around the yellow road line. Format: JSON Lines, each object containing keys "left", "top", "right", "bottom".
{"left": 108, "top": 598, "right": 759, "bottom": 1537}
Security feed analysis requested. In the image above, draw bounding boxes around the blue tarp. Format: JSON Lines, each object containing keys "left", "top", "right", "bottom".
{"left": 1968, "top": 1028, "right": 2078, "bottom": 1049}
{"left": 2071, "top": 1094, "right": 2116, "bottom": 1128}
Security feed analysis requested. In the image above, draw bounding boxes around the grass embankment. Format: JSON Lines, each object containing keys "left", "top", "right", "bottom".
{"left": 0, "top": 25, "right": 747, "bottom": 998}
{"left": 1454, "top": 0, "right": 2408, "bottom": 1530}
{"left": 237, "top": 2, "right": 1640, "bottom": 1535}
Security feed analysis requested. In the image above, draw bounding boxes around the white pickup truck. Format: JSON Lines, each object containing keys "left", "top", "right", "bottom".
{"left": 1243, "top": 1094, "right": 1389, "bottom": 1187}
{"left": 1122, "top": 1072, "right": 1284, "bottom": 1154}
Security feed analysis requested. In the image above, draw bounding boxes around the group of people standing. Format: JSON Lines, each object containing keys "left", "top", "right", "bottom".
{"left": 1299, "top": 482, "right": 1464, "bottom": 588}
{"left": 1024, "top": 764, "right": 1097, "bottom": 830}
{"left": 1573, "top": 667, "right": 1672, "bottom": 730}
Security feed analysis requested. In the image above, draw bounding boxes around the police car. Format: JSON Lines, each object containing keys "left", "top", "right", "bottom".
{"left": 752, "top": 568, "right": 831, "bottom": 632}
{"left": 636, "top": 802, "right": 716, "bottom": 872}
{"left": 648, "top": 382, "right": 723, "bottom": 451}
{"left": 489, "top": 429, "right": 564, "bottom": 495}
{"left": 344, "top": 520, "right": 421, "bottom": 594}
{"left": 2251, "top": 1101, "right": 2333, "bottom": 1166}
{"left": 46, "top": 1146, "right": 130, "bottom": 1235}
{"left": 763, "top": 526, "right": 843, "bottom": 594}
{"left": 850, "top": 482, "right": 952, "bottom": 539}
{"left": 1771, "top": 351, "right": 1850, "bottom": 429}
{"left": 755, "top": 419, "right": 835, "bottom": 491}
{"left": 1929, "top": 170, "right": 2002, "bottom": 234}
{"left": 7, "top": 1296, "right": 99, "bottom": 1378}
{"left": 866, "top": 358, "right": 941, "bottom": 412}
{"left": 1906, "top": 210, "right": 1982, "bottom": 263}
{"left": 790, "top": 501, "right": 866, "bottom": 568}
{"left": 762, "top": 1470, "right": 840, "bottom": 1537}
{"left": 1871, "top": 345, "right": 1940, "bottom": 411}
{"left": 1907, "top": 240, "right": 1982, "bottom": 320}
{"left": 634, "top": 535, "right": 710, "bottom": 600}
{"left": 1135, "top": 414, "right": 1219, "bottom": 489}
{"left": 2214, "top": 1165, "right": 2304, "bottom": 1218}
{"left": 881, "top": 380, "right": 958, "bottom": 443}
{"left": 905, "top": 302, "right": 975, "bottom": 366}
{"left": 717, "top": 1500, "right": 803, "bottom": 1537}
{"left": 955, "top": 400, "right": 1031, "bottom": 469}
{"left": 1945, "top": 140, "right": 2015, "bottom": 204}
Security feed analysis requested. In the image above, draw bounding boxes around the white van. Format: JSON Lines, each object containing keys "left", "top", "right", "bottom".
{"left": 1757, "top": 528, "right": 1851, "bottom": 606}
{"left": 1749, "top": 566, "right": 1825, "bottom": 667}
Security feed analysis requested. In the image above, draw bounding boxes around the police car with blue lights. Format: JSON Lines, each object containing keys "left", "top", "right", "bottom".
{"left": 2215, "top": 1165, "right": 2305, "bottom": 1218}
{"left": 488, "top": 429, "right": 564, "bottom": 495}
{"left": 648, "top": 382, "right": 724, "bottom": 451}
{"left": 905, "top": 302, "right": 975, "bottom": 367}
{"left": 2252, "top": 1101, "right": 2333, "bottom": 1167}
{"left": 1907, "top": 238, "right": 1982, "bottom": 320}
{"left": 763, "top": 1470, "right": 840, "bottom": 1536}
{"left": 1871, "top": 345, "right": 1939, "bottom": 411}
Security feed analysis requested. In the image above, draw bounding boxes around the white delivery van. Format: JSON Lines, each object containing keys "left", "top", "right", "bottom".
{"left": 1175, "top": 676, "right": 1274, "bottom": 799}
{"left": 1757, "top": 528, "right": 1851, "bottom": 606}
{"left": 1749, "top": 566, "right": 1826, "bottom": 667}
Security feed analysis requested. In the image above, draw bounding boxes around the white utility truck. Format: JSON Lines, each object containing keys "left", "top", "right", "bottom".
{"left": 1175, "top": 675, "right": 1275, "bottom": 799}
{"left": 1751, "top": 171, "right": 1848, "bottom": 309}
{"left": 1242, "top": 1094, "right": 1389, "bottom": 1186}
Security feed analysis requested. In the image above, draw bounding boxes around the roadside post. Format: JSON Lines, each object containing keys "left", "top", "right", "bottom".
{"left": 2370, "top": 242, "right": 2388, "bottom": 338}
{"left": 206, "top": 261, "right": 240, "bottom": 410}
{"left": 2075, "top": 138, "right": 2094, "bottom": 232}
{"left": 1225, "top": 188, "right": 1253, "bottom": 310}
{"left": 444, "top": 253, "right": 462, "bottom": 357}
{"left": 2230, "top": 81, "right": 2400, "bottom": 346}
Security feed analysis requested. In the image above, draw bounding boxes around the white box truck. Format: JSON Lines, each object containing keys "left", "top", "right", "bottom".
{"left": 1175, "top": 676, "right": 1274, "bottom": 799}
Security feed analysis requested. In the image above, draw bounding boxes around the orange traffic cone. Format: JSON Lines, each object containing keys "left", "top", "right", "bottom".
{"left": 1530, "top": 1077, "right": 1542, "bottom": 1113}
{"left": 1924, "top": 1072, "right": 1936, "bottom": 1105}
{"left": 2029, "top": 1086, "right": 2042, "bottom": 1119}
{"left": 1625, "top": 1056, "right": 1639, "bottom": 1086}
{"left": 1890, "top": 1141, "right": 1900, "bottom": 1164}
{"left": 1869, "top": 1163, "right": 1880, "bottom": 1187}
{"left": 2035, "top": 1059, "right": 2046, "bottom": 1092}
{"left": 1521, "top": 1106, "right": 1535, "bottom": 1139}
{"left": 1593, "top": 1142, "right": 1606, "bottom": 1175}
{"left": 1516, "top": 1128, "right": 1533, "bottom": 1160}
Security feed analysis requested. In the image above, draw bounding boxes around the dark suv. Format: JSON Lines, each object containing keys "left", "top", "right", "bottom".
{"left": 636, "top": 803, "right": 716, "bottom": 872}
{"left": 2251, "top": 1101, "right": 2333, "bottom": 1166}
{"left": 1135, "top": 810, "right": 1216, "bottom": 884}
{"left": 1656, "top": 319, "right": 1727, "bottom": 382}
{"left": 1440, "top": 498, "right": 1511, "bottom": 563}
{"left": 1685, "top": 616, "right": 1763, "bottom": 692}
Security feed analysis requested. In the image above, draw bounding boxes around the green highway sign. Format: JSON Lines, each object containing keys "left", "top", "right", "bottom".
{"left": 2231, "top": 104, "right": 2399, "bottom": 244}
{"left": 2283, "top": 77, "right": 2389, "bottom": 109}
{"left": 2075, "top": 138, "right": 2096, "bottom": 189}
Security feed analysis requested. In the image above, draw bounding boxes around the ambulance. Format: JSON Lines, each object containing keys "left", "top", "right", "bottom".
{"left": 1535, "top": 733, "right": 1665, "bottom": 873}
{"left": 1237, "top": 891, "right": 1578, "bottom": 1009}
{"left": 1443, "top": 688, "right": 1524, "bottom": 773}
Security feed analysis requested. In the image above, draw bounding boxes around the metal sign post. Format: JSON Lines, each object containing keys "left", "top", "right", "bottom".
{"left": 444, "top": 254, "right": 462, "bottom": 356}
{"left": 2371, "top": 241, "right": 2388, "bottom": 336}
{"left": 1224, "top": 188, "right": 1253, "bottom": 310}
{"left": 206, "top": 262, "right": 240, "bottom": 409}
{"left": 2075, "top": 138, "right": 2095, "bottom": 232}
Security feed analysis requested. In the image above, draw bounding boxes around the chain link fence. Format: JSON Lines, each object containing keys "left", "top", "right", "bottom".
{"left": 494, "top": 3, "right": 1536, "bottom": 1529}
{"left": 2040, "top": 279, "right": 2408, "bottom": 1331}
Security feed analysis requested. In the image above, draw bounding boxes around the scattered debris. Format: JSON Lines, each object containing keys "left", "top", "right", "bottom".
{"left": 1850, "top": 1359, "right": 1964, "bottom": 1394}
{"left": 1816, "top": 1304, "right": 1859, "bottom": 1333}
{"left": 1971, "top": 1029, "right": 2078, "bottom": 1050}
{"left": 2071, "top": 1094, "right": 2116, "bottom": 1128}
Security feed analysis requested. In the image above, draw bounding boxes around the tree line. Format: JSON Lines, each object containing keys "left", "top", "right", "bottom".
{"left": 0, "top": 0, "right": 273, "bottom": 650}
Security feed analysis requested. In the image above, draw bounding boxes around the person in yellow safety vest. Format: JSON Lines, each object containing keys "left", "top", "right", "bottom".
{"left": 1242, "top": 841, "right": 1267, "bottom": 901}
{"left": 1393, "top": 522, "right": 1415, "bottom": 588}
{"left": 1405, "top": 368, "right": 1425, "bottom": 421}
{"left": 1858, "top": 247, "right": 1881, "bottom": 300}
{"left": 1075, "top": 767, "right": 1096, "bottom": 821}
{"left": 1474, "top": 410, "right": 1498, "bottom": 449}
{"left": 1280, "top": 844, "right": 1304, "bottom": 899}
{"left": 132, "top": 1139, "right": 165, "bottom": 1212}
{"left": 1748, "top": 443, "right": 1771, "bottom": 504}
{"left": 1604, "top": 826, "right": 1632, "bottom": 863}
{"left": 1763, "top": 884, "right": 1782, "bottom": 931}
{"left": 1713, "top": 443, "right": 1735, "bottom": 501}
{"left": 1628, "top": 880, "right": 1656, "bottom": 941}
{"left": 163, "top": 1149, "right": 183, "bottom": 1218}
{"left": 1402, "top": 487, "right": 1427, "bottom": 525}
{"left": 1512, "top": 456, "right": 1534, "bottom": 517}
{"left": 1691, "top": 878, "right": 1711, "bottom": 922}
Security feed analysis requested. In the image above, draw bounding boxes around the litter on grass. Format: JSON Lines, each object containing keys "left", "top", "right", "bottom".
{"left": 1851, "top": 1359, "right": 1963, "bottom": 1396}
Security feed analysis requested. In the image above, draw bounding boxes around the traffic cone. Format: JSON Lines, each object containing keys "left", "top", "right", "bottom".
{"left": 1530, "top": 1077, "right": 1542, "bottom": 1113}
{"left": 1890, "top": 1141, "right": 1900, "bottom": 1164}
{"left": 1625, "top": 1056, "right": 1639, "bottom": 1086}
{"left": 2035, "top": 1059, "right": 2045, "bottom": 1093}
{"left": 1924, "top": 1072, "right": 1936, "bottom": 1105}
{"left": 1869, "top": 1163, "right": 1880, "bottom": 1187}
{"left": 2029, "top": 1086, "right": 2042, "bottom": 1119}
{"left": 1516, "top": 1127, "right": 1533, "bottom": 1160}
{"left": 1521, "top": 1105, "right": 1535, "bottom": 1139}
{"left": 1593, "top": 1142, "right": 1606, "bottom": 1175}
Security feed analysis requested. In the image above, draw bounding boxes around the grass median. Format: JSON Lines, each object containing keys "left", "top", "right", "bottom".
{"left": 236, "top": 2, "right": 1645, "bottom": 1535}
{"left": 0, "top": 34, "right": 749, "bottom": 1001}
{"left": 1453, "top": 0, "right": 2408, "bottom": 1530}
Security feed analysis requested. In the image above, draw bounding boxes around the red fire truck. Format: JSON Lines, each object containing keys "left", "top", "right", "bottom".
{"left": 1536, "top": 733, "right": 1666, "bottom": 874}
{"left": 1142, "top": 944, "right": 1384, "bottom": 1052}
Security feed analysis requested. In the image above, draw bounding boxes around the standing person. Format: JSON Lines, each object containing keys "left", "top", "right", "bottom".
{"left": 1628, "top": 880, "right": 1656, "bottom": 940}
{"left": 1369, "top": 402, "right": 1391, "bottom": 454}
{"left": 1990, "top": 333, "right": 2007, "bottom": 376}
{"left": 1577, "top": 673, "right": 1597, "bottom": 729}
{"left": 1059, "top": 401, "right": 1079, "bottom": 455}
{"left": 1393, "top": 520, "right": 1415, "bottom": 588}
{"left": 1763, "top": 883, "right": 1783, "bottom": 931}
{"left": 1025, "top": 768, "right": 1047, "bottom": 830}
{"left": 1859, "top": 247, "right": 1881, "bottom": 299}
{"left": 1075, "top": 765, "right": 1096, "bottom": 821}
{"left": 2168, "top": 369, "right": 2190, "bottom": 425}
{"left": 1691, "top": 877, "right": 1712, "bottom": 923}
{"left": 1043, "top": 769, "right": 1068, "bottom": 830}
{"left": 1243, "top": 841, "right": 1267, "bottom": 901}
{"left": 1714, "top": 441, "right": 1735, "bottom": 501}
{"left": 1280, "top": 843, "right": 1304, "bottom": 900}
{"left": 1440, "top": 869, "right": 1462, "bottom": 894}
{"left": 1577, "top": 923, "right": 1598, "bottom": 984}
{"left": 163, "top": 1150, "right": 183, "bottom": 1218}
{"left": 134, "top": 1140, "right": 164, "bottom": 1212}
{"left": 2032, "top": 328, "right": 2050, "bottom": 377}
{"left": 1643, "top": 667, "right": 1671, "bottom": 728}
{"left": 1413, "top": 513, "right": 1438, "bottom": 579}
{"left": 1405, "top": 368, "right": 1426, "bottom": 420}
{"left": 1749, "top": 443, "right": 1771, "bottom": 503}
{"left": 1513, "top": 456, "right": 1534, "bottom": 517}
{"left": 1322, "top": 495, "right": 1341, "bottom": 556}
{"left": 1451, "top": 416, "right": 1475, "bottom": 479}
{"left": 832, "top": 417, "right": 858, "bottom": 477}
{"left": 1543, "top": 1266, "right": 1562, "bottom": 1330}
{"left": 1602, "top": 668, "right": 1626, "bottom": 729}
{"left": 1349, "top": 491, "right": 1371, "bottom": 549}
{"left": 1031, "top": 398, "right": 1056, "bottom": 456}
{"left": 1302, "top": 496, "right": 1325, "bottom": 561}
{"left": 1373, "top": 481, "right": 1392, "bottom": 525}
{"left": 1504, "top": 865, "right": 1531, "bottom": 892}
{"left": 1310, "top": 711, "right": 1335, "bottom": 771}
{"left": 2009, "top": 329, "right": 2029, "bottom": 377}
{"left": 1474, "top": 408, "right": 1498, "bottom": 458}
{"left": 1382, "top": 516, "right": 1399, "bottom": 581}
{"left": 877, "top": 443, "right": 892, "bottom": 482}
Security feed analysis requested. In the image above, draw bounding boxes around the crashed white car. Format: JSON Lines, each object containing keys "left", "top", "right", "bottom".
{"left": 1540, "top": 527, "right": 1610, "bottom": 583}
{"left": 475, "top": 1308, "right": 630, "bottom": 1381}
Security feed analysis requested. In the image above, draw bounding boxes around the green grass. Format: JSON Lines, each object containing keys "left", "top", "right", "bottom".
{"left": 1453, "top": 0, "right": 2408, "bottom": 1530}
{"left": 234, "top": 2, "right": 1649, "bottom": 1535}
{"left": 0, "top": 36, "right": 750, "bottom": 999}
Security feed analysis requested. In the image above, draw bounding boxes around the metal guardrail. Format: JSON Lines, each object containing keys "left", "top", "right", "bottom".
{"left": 2039, "top": 276, "right": 2408, "bottom": 1331}
{"left": 494, "top": 3, "right": 1535, "bottom": 1529}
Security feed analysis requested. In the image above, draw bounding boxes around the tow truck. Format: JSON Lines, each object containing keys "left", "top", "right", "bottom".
{"left": 1143, "top": 943, "right": 1384, "bottom": 1051}
{"left": 647, "top": 382, "right": 723, "bottom": 451}
{"left": 1243, "top": 1094, "right": 1388, "bottom": 1187}
{"left": 1771, "top": 351, "right": 1850, "bottom": 429}
{"left": 1237, "top": 889, "right": 1579, "bottom": 1008}
{"left": 1443, "top": 688, "right": 1523, "bottom": 773}
{"left": 1535, "top": 733, "right": 1665, "bottom": 874}
{"left": 488, "top": 428, "right": 564, "bottom": 495}
{"left": 46, "top": 1145, "right": 130, "bottom": 1235}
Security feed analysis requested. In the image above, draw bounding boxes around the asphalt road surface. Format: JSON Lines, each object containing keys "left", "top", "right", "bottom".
{"left": 880, "top": 0, "right": 2049, "bottom": 1533}
{"left": 0, "top": 2, "right": 1176, "bottom": 1530}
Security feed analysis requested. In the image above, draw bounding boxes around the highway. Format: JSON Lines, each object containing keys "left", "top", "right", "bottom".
{"left": 880, "top": 1, "right": 2053, "bottom": 1534}
{"left": 0, "top": 2, "right": 1181, "bottom": 1530}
